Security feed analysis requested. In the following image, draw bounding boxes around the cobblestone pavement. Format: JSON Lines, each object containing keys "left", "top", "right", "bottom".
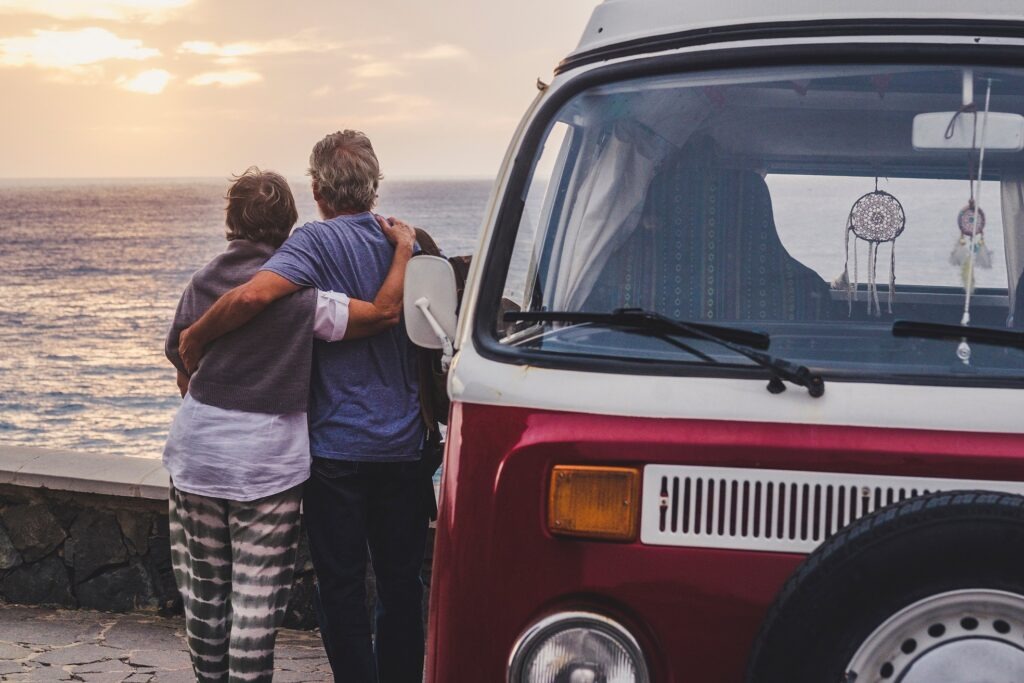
{"left": 0, "top": 604, "right": 332, "bottom": 681}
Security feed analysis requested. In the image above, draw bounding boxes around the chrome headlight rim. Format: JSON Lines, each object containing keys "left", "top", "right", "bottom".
{"left": 507, "top": 610, "right": 650, "bottom": 683}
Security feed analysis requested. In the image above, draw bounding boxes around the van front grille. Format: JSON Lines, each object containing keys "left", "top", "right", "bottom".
{"left": 641, "top": 465, "right": 1024, "bottom": 553}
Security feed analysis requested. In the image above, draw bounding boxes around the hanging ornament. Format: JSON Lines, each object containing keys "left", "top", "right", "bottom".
{"left": 840, "top": 180, "right": 906, "bottom": 316}
{"left": 950, "top": 200, "right": 993, "bottom": 286}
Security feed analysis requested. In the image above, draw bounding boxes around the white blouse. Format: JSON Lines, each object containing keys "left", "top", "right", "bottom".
{"left": 162, "top": 290, "right": 350, "bottom": 501}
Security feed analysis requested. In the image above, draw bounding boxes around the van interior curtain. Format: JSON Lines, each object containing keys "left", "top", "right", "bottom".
{"left": 1000, "top": 176, "right": 1024, "bottom": 325}
{"left": 550, "top": 119, "right": 674, "bottom": 311}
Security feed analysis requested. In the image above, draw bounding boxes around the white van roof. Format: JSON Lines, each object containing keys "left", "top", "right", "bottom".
{"left": 572, "top": 0, "right": 1024, "bottom": 57}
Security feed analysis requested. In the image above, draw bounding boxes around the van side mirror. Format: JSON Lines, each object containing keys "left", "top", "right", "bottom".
{"left": 404, "top": 256, "right": 459, "bottom": 353}
{"left": 913, "top": 111, "right": 1024, "bottom": 151}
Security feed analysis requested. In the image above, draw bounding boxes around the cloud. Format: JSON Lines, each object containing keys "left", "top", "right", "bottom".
{"left": 0, "top": 28, "right": 160, "bottom": 70}
{"left": 311, "top": 85, "right": 333, "bottom": 98}
{"left": 0, "top": 0, "right": 193, "bottom": 22}
{"left": 187, "top": 70, "right": 263, "bottom": 87}
{"left": 403, "top": 44, "right": 469, "bottom": 61}
{"left": 178, "top": 37, "right": 342, "bottom": 64}
{"left": 351, "top": 61, "right": 404, "bottom": 80}
{"left": 117, "top": 68, "right": 172, "bottom": 94}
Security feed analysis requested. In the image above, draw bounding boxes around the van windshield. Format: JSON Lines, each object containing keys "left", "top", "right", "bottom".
{"left": 491, "top": 65, "right": 1024, "bottom": 385}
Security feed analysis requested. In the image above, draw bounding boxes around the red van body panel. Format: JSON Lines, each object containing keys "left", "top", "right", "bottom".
{"left": 425, "top": 401, "right": 1024, "bottom": 682}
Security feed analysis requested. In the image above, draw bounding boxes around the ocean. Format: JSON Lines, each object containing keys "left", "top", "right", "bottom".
{"left": 0, "top": 175, "right": 1010, "bottom": 459}
{"left": 0, "top": 178, "right": 491, "bottom": 459}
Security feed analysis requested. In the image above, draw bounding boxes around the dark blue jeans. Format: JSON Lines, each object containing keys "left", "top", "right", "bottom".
{"left": 304, "top": 457, "right": 430, "bottom": 683}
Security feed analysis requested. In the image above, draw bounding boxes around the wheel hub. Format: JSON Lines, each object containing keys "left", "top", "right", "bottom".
{"left": 901, "top": 639, "right": 1024, "bottom": 682}
{"left": 845, "top": 589, "right": 1024, "bottom": 681}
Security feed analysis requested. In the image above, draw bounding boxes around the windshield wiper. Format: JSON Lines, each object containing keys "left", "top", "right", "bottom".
{"left": 893, "top": 319, "right": 1024, "bottom": 350}
{"left": 504, "top": 308, "right": 825, "bottom": 398}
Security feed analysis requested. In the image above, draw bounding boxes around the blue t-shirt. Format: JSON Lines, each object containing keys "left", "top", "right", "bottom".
{"left": 262, "top": 212, "right": 423, "bottom": 461}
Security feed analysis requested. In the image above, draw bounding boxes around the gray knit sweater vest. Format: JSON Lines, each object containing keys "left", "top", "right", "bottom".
{"left": 165, "top": 239, "right": 315, "bottom": 414}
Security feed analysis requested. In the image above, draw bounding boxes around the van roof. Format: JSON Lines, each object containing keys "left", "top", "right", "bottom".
{"left": 571, "top": 0, "right": 1024, "bottom": 59}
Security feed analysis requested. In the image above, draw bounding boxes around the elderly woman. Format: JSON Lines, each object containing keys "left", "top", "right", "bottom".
{"left": 163, "top": 168, "right": 413, "bottom": 683}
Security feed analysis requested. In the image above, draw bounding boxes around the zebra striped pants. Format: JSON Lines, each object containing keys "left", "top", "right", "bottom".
{"left": 169, "top": 483, "right": 302, "bottom": 683}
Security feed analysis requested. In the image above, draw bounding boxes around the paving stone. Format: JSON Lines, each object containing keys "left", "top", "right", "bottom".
{"left": 271, "top": 672, "right": 324, "bottom": 682}
{"left": 0, "top": 605, "right": 329, "bottom": 679}
{"left": 122, "top": 674, "right": 154, "bottom": 682}
{"left": 125, "top": 649, "right": 191, "bottom": 670}
{"left": 146, "top": 670, "right": 195, "bottom": 682}
{"left": 0, "top": 505, "right": 66, "bottom": 562}
{"left": 77, "top": 673, "right": 133, "bottom": 683}
{"left": 68, "top": 662, "right": 134, "bottom": 676}
{"left": 12, "top": 667, "right": 75, "bottom": 681}
{"left": 33, "top": 643, "right": 119, "bottom": 666}
{"left": 0, "top": 612, "right": 104, "bottom": 645}
{"left": 100, "top": 619, "right": 182, "bottom": 652}
{"left": 0, "top": 659, "right": 27, "bottom": 674}
{"left": 0, "top": 642, "right": 36, "bottom": 659}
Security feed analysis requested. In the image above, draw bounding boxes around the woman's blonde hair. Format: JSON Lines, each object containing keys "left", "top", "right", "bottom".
{"left": 224, "top": 167, "right": 298, "bottom": 248}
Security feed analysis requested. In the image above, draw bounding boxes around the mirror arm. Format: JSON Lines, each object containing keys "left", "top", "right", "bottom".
{"left": 414, "top": 297, "right": 454, "bottom": 371}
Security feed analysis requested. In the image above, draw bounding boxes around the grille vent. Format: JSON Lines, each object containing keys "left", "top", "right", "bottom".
{"left": 641, "top": 465, "right": 1024, "bottom": 553}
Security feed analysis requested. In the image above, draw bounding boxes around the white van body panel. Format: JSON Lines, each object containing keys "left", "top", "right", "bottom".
{"left": 448, "top": 343, "right": 1024, "bottom": 435}
{"left": 573, "top": 0, "right": 1024, "bottom": 56}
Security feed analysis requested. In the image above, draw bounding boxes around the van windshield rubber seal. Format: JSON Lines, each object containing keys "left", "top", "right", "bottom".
{"left": 472, "top": 41, "right": 1024, "bottom": 390}
{"left": 558, "top": 19, "right": 1024, "bottom": 75}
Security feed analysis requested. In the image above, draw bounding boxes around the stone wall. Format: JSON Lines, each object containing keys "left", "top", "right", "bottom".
{"left": 0, "top": 446, "right": 434, "bottom": 630}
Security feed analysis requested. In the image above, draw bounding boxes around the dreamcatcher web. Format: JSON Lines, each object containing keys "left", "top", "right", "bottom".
{"left": 840, "top": 184, "right": 906, "bottom": 316}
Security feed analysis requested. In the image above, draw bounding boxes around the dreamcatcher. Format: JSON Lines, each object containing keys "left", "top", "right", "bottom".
{"left": 949, "top": 200, "right": 993, "bottom": 288}
{"left": 839, "top": 180, "right": 906, "bottom": 316}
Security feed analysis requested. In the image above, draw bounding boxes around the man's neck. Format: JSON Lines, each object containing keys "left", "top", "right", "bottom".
{"left": 318, "top": 205, "right": 367, "bottom": 221}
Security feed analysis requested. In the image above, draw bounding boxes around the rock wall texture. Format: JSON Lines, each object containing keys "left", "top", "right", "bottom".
{"left": 0, "top": 484, "right": 434, "bottom": 630}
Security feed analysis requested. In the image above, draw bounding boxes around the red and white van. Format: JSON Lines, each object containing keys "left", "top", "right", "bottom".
{"left": 404, "top": 1, "right": 1024, "bottom": 680}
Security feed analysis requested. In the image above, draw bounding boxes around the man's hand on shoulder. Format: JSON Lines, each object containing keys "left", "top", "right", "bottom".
{"left": 376, "top": 215, "right": 416, "bottom": 251}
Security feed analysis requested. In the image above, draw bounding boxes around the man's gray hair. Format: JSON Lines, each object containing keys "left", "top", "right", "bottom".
{"left": 308, "top": 130, "right": 382, "bottom": 214}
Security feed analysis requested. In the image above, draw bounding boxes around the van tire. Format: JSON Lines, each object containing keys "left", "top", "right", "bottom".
{"left": 744, "top": 490, "right": 1024, "bottom": 683}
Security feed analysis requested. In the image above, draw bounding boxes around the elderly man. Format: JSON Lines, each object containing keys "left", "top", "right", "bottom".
{"left": 179, "top": 130, "right": 428, "bottom": 683}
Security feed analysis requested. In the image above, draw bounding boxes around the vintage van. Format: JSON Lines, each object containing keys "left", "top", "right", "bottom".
{"left": 404, "top": 1, "right": 1024, "bottom": 680}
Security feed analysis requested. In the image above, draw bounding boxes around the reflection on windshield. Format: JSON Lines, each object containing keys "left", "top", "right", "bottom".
{"left": 496, "top": 65, "right": 1024, "bottom": 382}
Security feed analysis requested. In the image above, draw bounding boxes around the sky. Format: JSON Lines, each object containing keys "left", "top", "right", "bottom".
{"left": 0, "top": 0, "right": 597, "bottom": 178}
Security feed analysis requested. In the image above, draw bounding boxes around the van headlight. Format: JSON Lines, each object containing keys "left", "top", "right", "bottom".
{"left": 508, "top": 612, "right": 649, "bottom": 683}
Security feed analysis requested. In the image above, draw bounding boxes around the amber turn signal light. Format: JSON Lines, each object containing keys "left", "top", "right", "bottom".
{"left": 548, "top": 465, "right": 641, "bottom": 542}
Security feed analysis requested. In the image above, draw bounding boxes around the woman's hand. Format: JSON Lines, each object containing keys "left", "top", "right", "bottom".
{"left": 179, "top": 326, "right": 204, "bottom": 375}
{"left": 176, "top": 370, "right": 190, "bottom": 398}
{"left": 376, "top": 215, "right": 416, "bottom": 250}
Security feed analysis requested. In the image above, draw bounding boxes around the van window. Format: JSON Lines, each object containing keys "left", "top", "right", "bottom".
{"left": 491, "top": 65, "right": 1024, "bottom": 384}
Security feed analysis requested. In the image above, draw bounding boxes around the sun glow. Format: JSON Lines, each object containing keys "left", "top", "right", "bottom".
{"left": 0, "top": 28, "right": 159, "bottom": 70}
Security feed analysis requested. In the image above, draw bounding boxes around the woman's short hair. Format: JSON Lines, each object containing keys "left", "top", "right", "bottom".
{"left": 224, "top": 167, "right": 298, "bottom": 248}
{"left": 307, "top": 130, "right": 381, "bottom": 214}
